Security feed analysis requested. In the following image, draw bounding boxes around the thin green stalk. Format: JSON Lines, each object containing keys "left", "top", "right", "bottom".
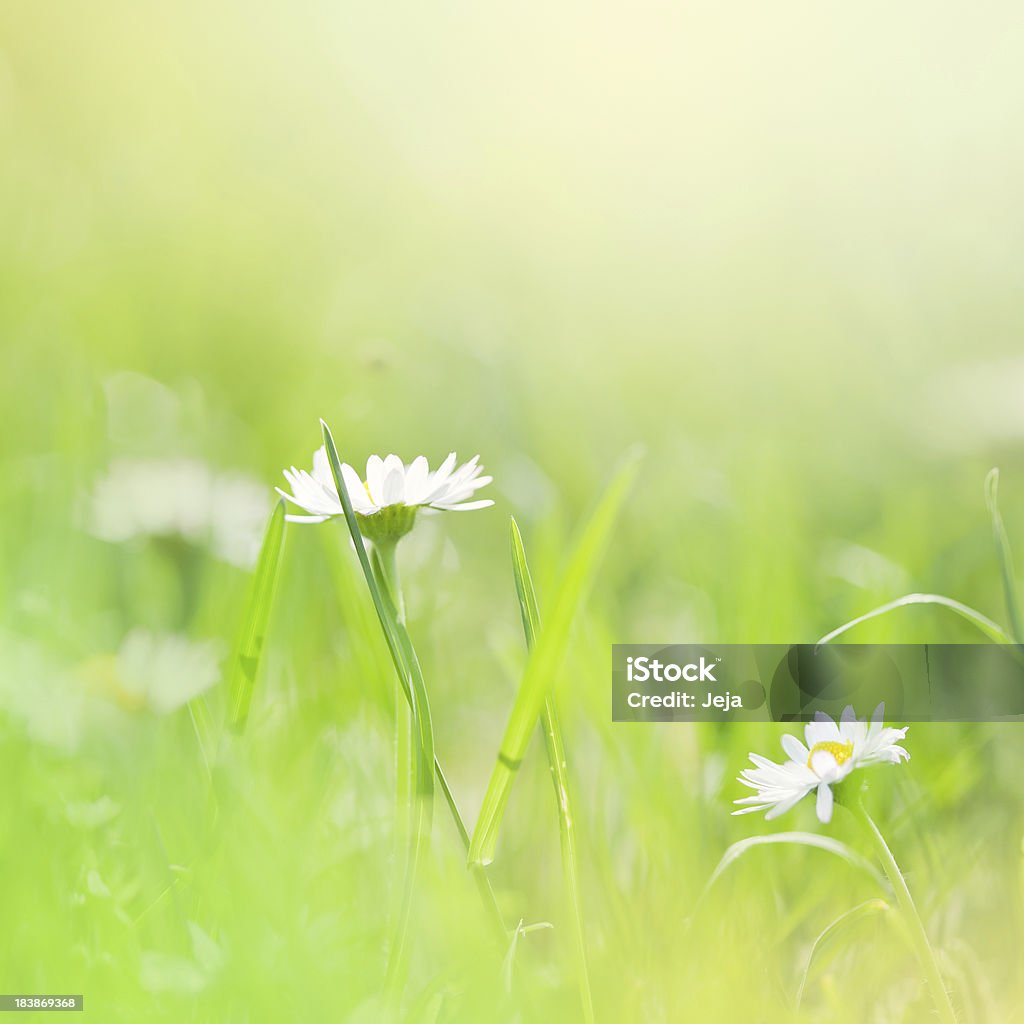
{"left": 378, "top": 548, "right": 508, "bottom": 946}
{"left": 434, "top": 762, "right": 508, "bottom": 946}
{"left": 375, "top": 540, "right": 406, "bottom": 625}
{"left": 371, "top": 543, "right": 412, "bottom": 814}
{"left": 985, "top": 468, "right": 1023, "bottom": 644}
{"left": 375, "top": 551, "right": 431, "bottom": 996}
{"left": 376, "top": 559, "right": 508, "bottom": 951}
{"left": 510, "top": 517, "right": 595, "bottom": 1024}
{"left": 854, "top": 798, "right": 958, "bottom": 1024}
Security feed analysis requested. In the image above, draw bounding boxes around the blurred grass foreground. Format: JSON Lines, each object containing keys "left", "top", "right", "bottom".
{"left": 3, "top": 2, "right": 1024, "bottom": 1021}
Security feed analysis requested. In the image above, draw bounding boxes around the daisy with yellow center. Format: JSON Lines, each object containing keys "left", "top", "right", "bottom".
{"left": 733, "top": 704, "right": 909, "bottom": 824}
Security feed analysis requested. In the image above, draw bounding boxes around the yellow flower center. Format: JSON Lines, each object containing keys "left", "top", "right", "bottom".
{"left": 807, "top": 739, "right": 854, "bottom": 769}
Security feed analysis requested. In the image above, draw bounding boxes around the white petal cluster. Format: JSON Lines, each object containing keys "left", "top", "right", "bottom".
{"left": 278, "top": 447, "right": 493, "bottom": 524}
{"left": 733, "top": 705, "right": 909, "bottom": 824}
{"left": 0, "top": 627, "right": 222, "bottom": 752}
{"left": 0, "top": 630, "right": 92, "bottom": 753}
{"left": 87, "top": 458, "right": 270, "bottom": 568}
{"left": 113, "top": 629, "right": 223, "bottom": 714}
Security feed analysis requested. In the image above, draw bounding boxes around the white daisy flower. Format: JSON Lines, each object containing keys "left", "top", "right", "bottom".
{"left": 0, "top": 631, "right": 93, "bottom": 753}
{"left": 277, "top": 447, "right": 493, "bottom": 543}
{"left": 86, "top": 629, "right": 223, "bottom": 715}
{"left": 86, "top": 458, "right": 270, "bottom": 569}
{"left": 733, "top": 705, "right": 909, "bottom": 824}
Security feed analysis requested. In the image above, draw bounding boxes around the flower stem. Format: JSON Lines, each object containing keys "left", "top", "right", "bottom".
{"left": 374, "top": 540, "right": 406, "bottom": 625}
{"left": 371, "top": 541, "right": 507, "bottom": 944}
{"left": 370, "top": 543, "right": 428, "bottom": 1000}
{"left": 854, "top": 797, "right": 958, "bottom": 1024}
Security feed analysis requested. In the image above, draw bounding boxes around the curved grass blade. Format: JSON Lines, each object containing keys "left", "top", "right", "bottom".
{"left": 469, "top": 451, "right": 641, "bottom": 867}
{"left": 320, "top": 421, "right": 434, "bottom": 995}
{"left": 502, "top": 919, "right": 554, "bottom": 994}
{"left": 700, "top": 833, "right": 888, "bottom": 903}
{"left": 855, "top": 799, "right": 958, "bottom": 1024}
{"left": 510, "top": 516, "right": 595, "bottom": 1024}
{"left": 226, "top": 499, "right": 287, "bottom": 733}
{"left": 985, "top": 468, "right": 1023, "bottom": 643}
{"left": 795, "top": 898, "right": 891, "bottom": 1008}
{"left": 188, "top": 694, "right": 216, "bottom": 778}
{"left": 815, "top": 593, "right": 1013, "bottom": 648}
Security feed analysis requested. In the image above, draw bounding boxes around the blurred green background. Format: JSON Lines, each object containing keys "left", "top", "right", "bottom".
{"left": 2, "top": 2, "right": 1024, "bottom": 1021}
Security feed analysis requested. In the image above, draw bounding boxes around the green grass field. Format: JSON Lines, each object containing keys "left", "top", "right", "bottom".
{"left": 3, "top": 3, "right": 1024, "bottom": 1021}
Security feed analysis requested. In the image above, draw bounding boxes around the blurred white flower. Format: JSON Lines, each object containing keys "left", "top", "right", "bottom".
{"left": 278, "top": 447, "right": 493, "bottom": 542}
{"left": 111, "top": 629, "right": 222, "bottom": 714}
{"left": 0, "top": 627, "right": 222, "bottom": 748}
{"left": 86, "top": 458, "right": 269, "bottom": 568}
{"left": 64, "top": 796, "right": 121, "bottom": 829}
{"left": 733, "top": 705, "right": 909, "bottom": 824}
{"left": 208, "top": 472, "right": 273, "bottom": 568}
{"left": 0, "top": 632, "right": 92, "bottom": 753}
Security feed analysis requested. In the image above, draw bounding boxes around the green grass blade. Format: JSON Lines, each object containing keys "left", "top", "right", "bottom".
{"left": 509, "top": 516, "right": 595, "bottom": 1024}
{"left": 469, "top": 452, "right": 640, "bottom": 866}
{"left": 985, "top": 468, "right": 1023, "bottom": 643}
{"left": 854, "top": 799, "right": 958, "bottom": 1024}
{"left": 815, "top": 592, "right": 1013, "bottom": 647}
{"left": 320, "top": 420, "right": 411, "bottom": 689}
{"left": 188, "top": 694, "right": 216, "bottom": 776}
{"left": 701, "top": 832, "right": 889, "bottom": 899}
{"left": 432, "top": 759, "right": 508, "bottom": 944}
{"left": 510, "top": 517, "right": 542, "bottom": 646}
{"left": 795, "top": 898, "right": 892, "bottom": 1008}
{"left": 501, "top": 919, "right": 554, "bottom": 994}
{"left": 225, "top": 500, "right": 287, "bottom": 733}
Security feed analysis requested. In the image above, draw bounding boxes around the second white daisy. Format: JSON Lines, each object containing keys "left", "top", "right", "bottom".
{"left": 733, "top": 704, "right": 909, "bottom": 824}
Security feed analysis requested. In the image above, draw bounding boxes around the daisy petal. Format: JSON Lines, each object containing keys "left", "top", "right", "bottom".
{"left": 430, "top": 499, "right": 495, "bottom": 511}
{"left": 780, "top": 733, "right": 809, "bottom": 764}
{"left": 816, "top": 783, "right": 834, "bottom": 823}
{"left": 365, "top": 455, "right": 385, "bottom": 503}
{"left": 340, "top": 463, "right": 374, "bottom": 513}
{"left": 764, "top": 789, "right": 812, "bottom": 820}
{"left": 381, "top": 465, "right": 405, "bottom": 505}
{"left": 805, "top": 717, "right": 841, "bottom": 748}
{"left": 404, "top": 456, "right": 430, "bottom": 503}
